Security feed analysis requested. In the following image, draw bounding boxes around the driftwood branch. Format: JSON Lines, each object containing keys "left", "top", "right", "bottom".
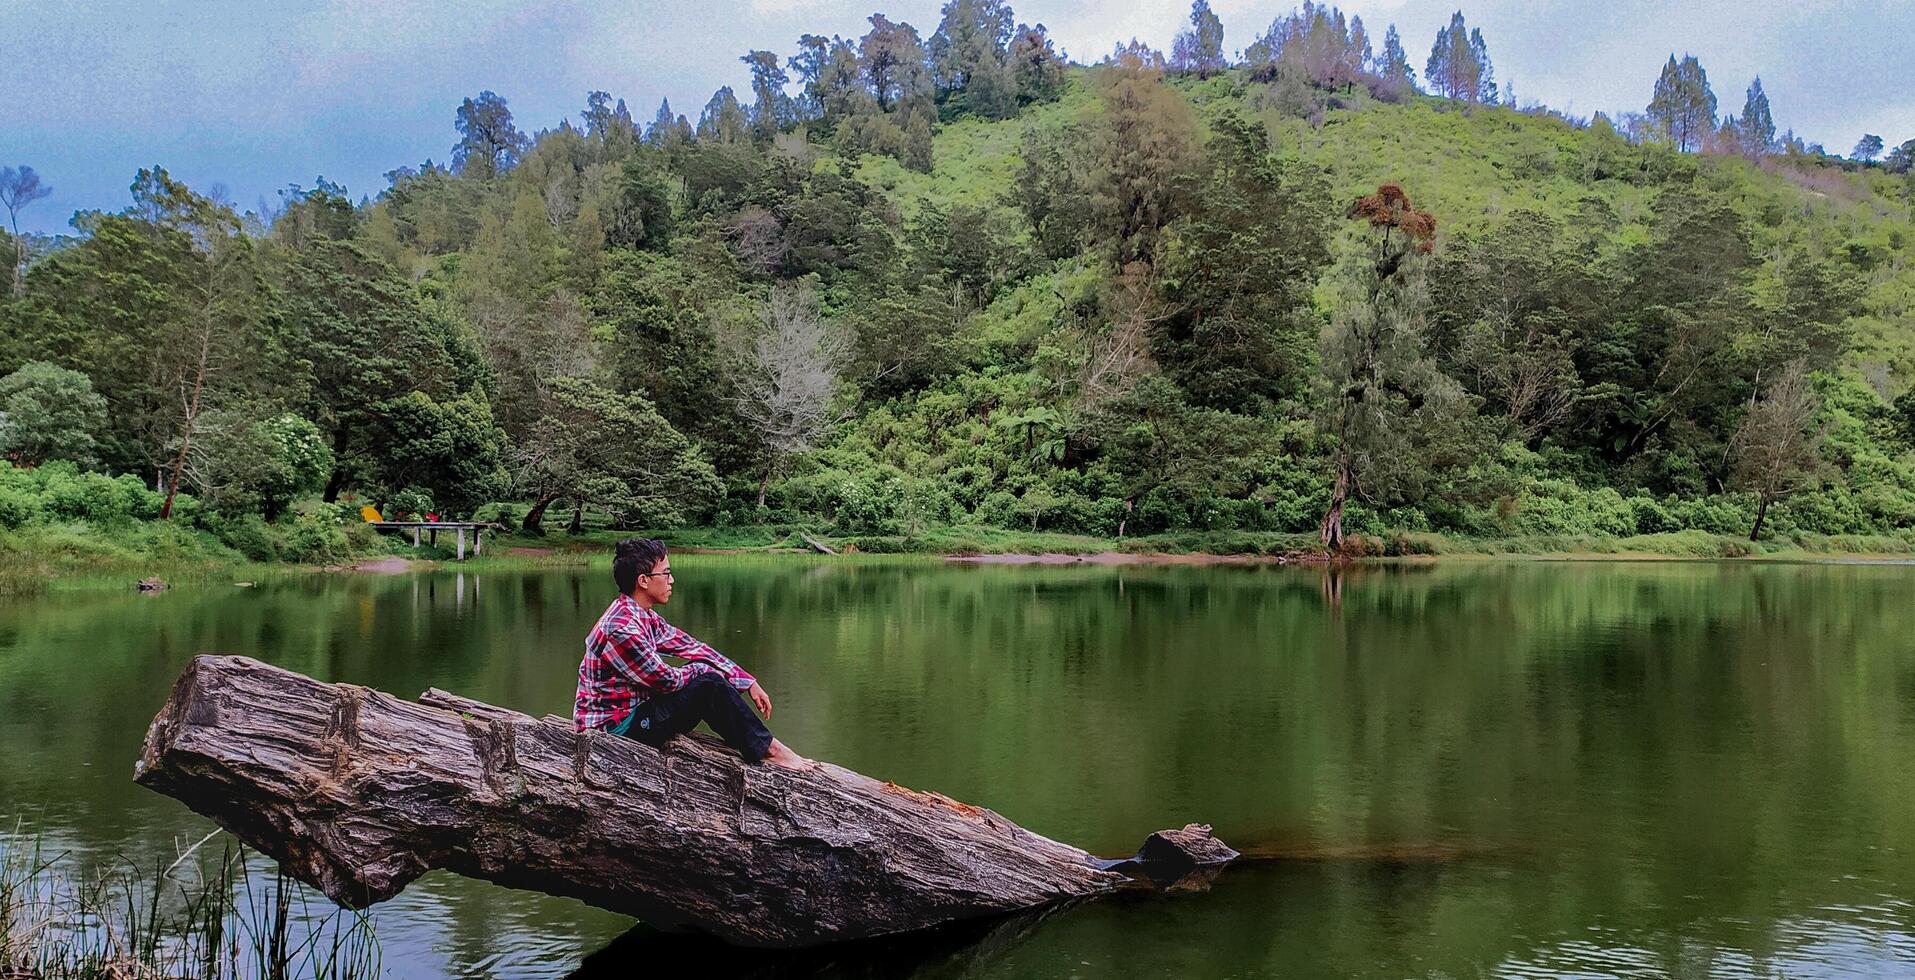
{"left": 134, "top": 656, "right": 1232, "bottom": 948}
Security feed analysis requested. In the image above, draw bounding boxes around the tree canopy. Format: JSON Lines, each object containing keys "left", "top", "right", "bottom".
{"left": 1, "top": 0, "right": 1912, "bottom": 552}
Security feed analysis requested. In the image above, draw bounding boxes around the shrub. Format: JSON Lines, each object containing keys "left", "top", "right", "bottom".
{"left": 217, "top": 514, "right": 281, "bottom": 563}
{"left": 1627, "top": 495, "right": 1678, "bottom": 534}
{"left": 1662, "top": 496, "right": 1755, "bottom": 536}
{"left": 1505, "top": 479, "right": 1634, "bottom": 537}
{"left": 134, "top": 521, "right": 210, "bottom": 563}
{"left": 0, "top": 485, "right": 33, "bottom": 529}
{"left": 38, "top": 465, "right": 150, "bottom": 524}
{"left": 971, "top": 490, "right": 1021, "bottom": 528}
{"left": 283, "top": 504, "right": 350, "bottom": 564}
{"left": 387, "top": 487, "right": 434, "bottom": 520}
{"left": 1770, "top": 485, "right": 1875, "bottom": 537}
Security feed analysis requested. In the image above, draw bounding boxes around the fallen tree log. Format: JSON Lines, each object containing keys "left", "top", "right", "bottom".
{"left": 134, "top": 655, "right": 1234, "bottom": 948}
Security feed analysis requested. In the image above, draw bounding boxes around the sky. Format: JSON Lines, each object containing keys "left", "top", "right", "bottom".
{"left": 5, "top": 0, "right": 1914, "bottom": 236}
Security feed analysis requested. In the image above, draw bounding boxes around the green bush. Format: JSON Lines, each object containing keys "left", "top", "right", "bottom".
{"left": 1770, "top": 485, "right": 1875, "bottom": 537}
{"left": 283, "top": 504, "right": 351, "bottom": 563}
{"left": 1662, "top": 496, "right": 1755, "bottom": 536}
{"left": 0, "top": 462, "right": 170, "bottom": 526}
{"left": 132, "top": 520, "right": 213, "bottom": 563}
{"left": 386, "top": 487, "right": 434, "bottom": 520}
{"left": 1627, "top": 495, "right": 1679, "bottom": 534}
{"left": 838, "top": 535, "right": 935, "bottom": 554}
{"left": 40, "top": 467, "right": 122, "bottom": 523}
{"left": 775, "top": 465, "right": 920, "bottom": 535}
{"left": 1504, "top": 479, "right": 1634, "bottom": 537}
{"left": 0, "top": 485, "right": 33, "bottom": 530}
{"left": 216, "top": 514, "right": 281, "bottom": 562}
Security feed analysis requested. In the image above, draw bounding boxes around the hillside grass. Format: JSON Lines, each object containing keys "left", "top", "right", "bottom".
{"left": 863, "top": 68, "right": 1914, "bottom": 381}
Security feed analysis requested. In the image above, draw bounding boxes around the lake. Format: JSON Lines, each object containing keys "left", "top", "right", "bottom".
{"left": 4, "top": 557, "right": 1915, "bottom": 977}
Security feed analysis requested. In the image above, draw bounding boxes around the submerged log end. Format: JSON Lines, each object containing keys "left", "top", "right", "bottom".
{"left": 1096, "top": 823, "right": 1240, "bottom": 890}
{"left": 1138, "top": 823, "right": 1240, "bottom": 869}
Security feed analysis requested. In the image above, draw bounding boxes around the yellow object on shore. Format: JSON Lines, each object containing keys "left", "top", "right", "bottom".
{"left": 360, "top": 505, "right": 384, "bottom": 523}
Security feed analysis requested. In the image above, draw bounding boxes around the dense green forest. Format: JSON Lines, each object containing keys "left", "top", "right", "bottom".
{"left": 4, "top": 0, "right": 1915, "bottom": 563}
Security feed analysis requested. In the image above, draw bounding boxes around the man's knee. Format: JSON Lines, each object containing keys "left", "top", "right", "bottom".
{"left": 686, "top": 672, "right": 728, "bottom": 692}
{"left": 685, "top": 672, "right": 735, "bottom": 704}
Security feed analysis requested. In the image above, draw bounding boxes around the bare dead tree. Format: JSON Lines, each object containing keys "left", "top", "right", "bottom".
{"left": 160, "top": 212, "right": 261, "bottom": 519}
{"left": 1078, "top": 261, "right": 1168, "bottom": 408}
{"left": 0, "top": 165, "right": 53, "bottom": 295}
{"left": 543, "top": 174, "right": 578, "bottom": 229}
{"left": 1730, "top": 362, "right": 1823, "bottom": 541}
{"left": 730, "top": 282, "right": 848, "bottom": 506}
{"left": 727, "top": 205, "right": 788, "bottom": 278}
{"left": 1459, "top": 313, "right": 1578, "bottom": 441}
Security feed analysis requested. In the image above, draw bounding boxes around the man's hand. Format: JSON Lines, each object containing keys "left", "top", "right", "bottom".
{"left": 747, "top": 681, "right": 773, "bottom": 719}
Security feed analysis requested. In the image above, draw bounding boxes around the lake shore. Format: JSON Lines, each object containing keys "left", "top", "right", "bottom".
{"left": 8, "top": 522, "right": 1914, "bottom": 597}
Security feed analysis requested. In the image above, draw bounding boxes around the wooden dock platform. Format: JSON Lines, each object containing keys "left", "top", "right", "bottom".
{"left": 368, "top": 521, "right": 489, "bottom": 559}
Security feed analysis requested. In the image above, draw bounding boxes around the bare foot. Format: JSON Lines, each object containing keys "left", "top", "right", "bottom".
{"left": 762, "top": 738, "right": 814, "bottom": 771}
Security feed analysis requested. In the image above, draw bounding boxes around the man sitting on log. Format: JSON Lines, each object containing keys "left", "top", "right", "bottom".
{"left": 576, "top": 538, "right": 810, "bottom": 770}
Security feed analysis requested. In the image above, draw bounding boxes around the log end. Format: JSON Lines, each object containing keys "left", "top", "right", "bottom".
{"left": 1137, "top": 823, "right": 1239, "bottom": 868}
{"left": 1098, "top": 823, "right": 1239, "bottom": 889}
{"left": 133, "top": 655, "right": 429, "bottom": 910}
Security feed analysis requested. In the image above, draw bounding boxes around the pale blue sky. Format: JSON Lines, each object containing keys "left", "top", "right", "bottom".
{"left": 6, "top": 0, "right": 1912, "bottom": 235}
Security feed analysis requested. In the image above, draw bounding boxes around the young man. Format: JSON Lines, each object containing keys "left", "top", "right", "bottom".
{"left": 575, "top": 538, "right": 809, "bottom": 770}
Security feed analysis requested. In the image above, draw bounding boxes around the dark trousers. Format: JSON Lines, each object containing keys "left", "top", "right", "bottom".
{"left": 620, "top": 673, "right": 773, "bottom": 762}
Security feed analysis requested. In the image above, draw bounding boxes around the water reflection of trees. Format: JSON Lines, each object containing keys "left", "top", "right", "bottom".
{"left": 4, "top": 559, "right": 1915, "bottom": 975}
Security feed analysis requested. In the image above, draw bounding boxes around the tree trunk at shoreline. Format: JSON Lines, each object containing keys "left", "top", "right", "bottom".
{"left": 1319, "top": 462, "right": 1350, "bottom": 551}
{"left": 134, "top": 656, "right": 1235, "bottom": 949}
{"left": 520, "top": 493, "right": 558, "bottom": 534}
{"left": 321, "top": 430, "right": 350, "bottom": 504}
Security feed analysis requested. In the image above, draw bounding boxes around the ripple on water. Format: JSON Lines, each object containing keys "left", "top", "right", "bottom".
{"left": 1495, "top": 905, "right": 1915, "bottom": 979}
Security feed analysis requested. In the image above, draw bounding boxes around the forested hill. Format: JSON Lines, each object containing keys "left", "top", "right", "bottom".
{"left": 4, "top": 2, "right": 1915, "bottom": 557}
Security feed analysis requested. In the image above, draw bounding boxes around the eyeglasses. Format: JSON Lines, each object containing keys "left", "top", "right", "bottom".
{"left": 641, "top": 569, "right": 674, "bottom": 581}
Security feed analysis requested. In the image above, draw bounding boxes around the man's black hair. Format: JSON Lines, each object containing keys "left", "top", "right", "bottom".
{"left": 614, "top": 538, "right": 669, "bottom": 595}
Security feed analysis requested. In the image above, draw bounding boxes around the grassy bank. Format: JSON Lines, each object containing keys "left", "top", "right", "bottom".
{"left": 5, "top": 520, "right": 1913, "bottom": 597}
{"left": 477, "top": 524, "right": 1915, "bottom": 563}
{"left": 0, "top": 516, "right": 413, "bottom": 596}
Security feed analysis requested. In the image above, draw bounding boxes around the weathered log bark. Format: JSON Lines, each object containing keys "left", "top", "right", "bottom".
{"left": 134, "top": 656, "right": 1233, "bottom": 948}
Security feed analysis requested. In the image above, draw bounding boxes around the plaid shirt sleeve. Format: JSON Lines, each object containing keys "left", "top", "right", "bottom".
{"left": 654, "top": 617, "right": 756, "bottom": 691}
{"left": 602, "top": 615, "right": 722, "bottom": 695}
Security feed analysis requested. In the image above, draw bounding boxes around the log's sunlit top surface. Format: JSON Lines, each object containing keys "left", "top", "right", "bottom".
{"left": 4, "top": 557, "right": 1915, "bottom": 977}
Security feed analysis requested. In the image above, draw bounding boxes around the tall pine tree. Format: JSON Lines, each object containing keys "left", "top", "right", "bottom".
{"left": 1647, "top": 54, "right": 1716, "bottom": 152}
{"left": 1170, "top": 1, "right": 1227, "bottom": 79}
{"left": 1424, "top": 12, "right": 1489, "bottom": 103}
{"left": 928, "top": 0, "right": 1017, "bottom": 118}
{"left": 740, "top": 51, "right": 792, "bottom": 142}
{"left": 1376, "top": 24, "right": 1417, "bottom": 101}
{"left": 1737, "top": 77, "right": 1775, "bottom": 158}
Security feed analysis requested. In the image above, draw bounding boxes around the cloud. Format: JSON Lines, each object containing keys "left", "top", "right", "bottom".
{"left": 748, "top": 0, "right": 833, "bottom": 14}
{"left": 7, "top": 0, "right": 1914, "bottom": 236}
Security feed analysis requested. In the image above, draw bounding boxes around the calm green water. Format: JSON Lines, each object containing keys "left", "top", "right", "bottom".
{"left": 5, "top": 558, "right": 1915, "bottom": 977}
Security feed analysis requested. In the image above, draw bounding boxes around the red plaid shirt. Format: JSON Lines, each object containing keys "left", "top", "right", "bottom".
{"left": 574, "top": 594, "right": 756, "bottom": 732}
